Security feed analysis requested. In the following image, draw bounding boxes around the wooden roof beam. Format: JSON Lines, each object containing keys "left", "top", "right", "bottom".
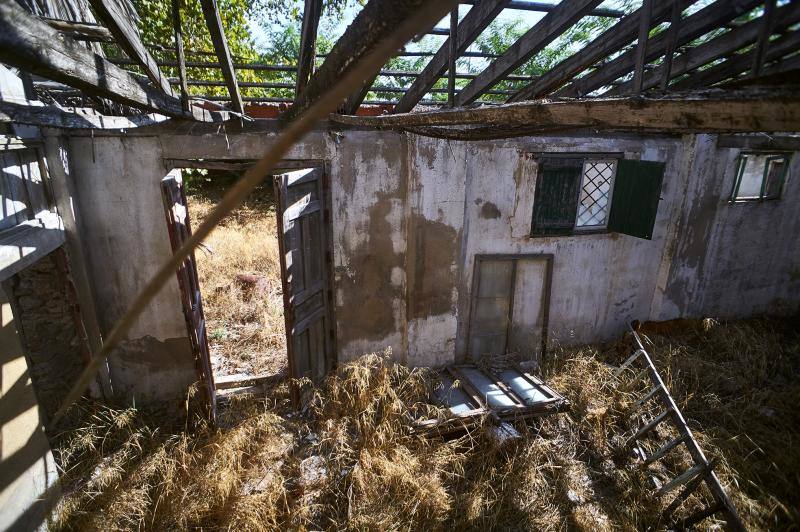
{"left": 295, "top": 0, "right": 322, "bottom": 102}
{"left": 89, "top": 0, "right": 174, "bottom": 95}
{"left": 604, "top": 1, "right": 800, "bottom": 96}
{"left": 330, "top": 87, "right": 800, "bottom": 134}
{"left": 670, "top": 30, "right": 800, "bottom": 91}
{"left": 631, "top": 0, "right": 654, "bottom": 95}
{"left": 291, "top": 0, "right": 459, "bottom": 119}
{"left": 459, "top": 0, "right": 624, "bottom": 18}
{"left": 553, "top": 0, "right": 762, "bottom": 98}
{"left": 508, "top": 0, "right": 695, "bottom": 102}
{"left": 0, "top": 0, "right": 196, "bottom": 119}
{"left": 394, "top": 0, "right": 510, "bottom": 113}
{"left": 41, "top": 17, "right": 113, "bottom": 42}
{"left": 455, "top": 0, "right": 605, "bottom": 106}
{"left": 199, "top": 0, "right": 244, "bottom": 114}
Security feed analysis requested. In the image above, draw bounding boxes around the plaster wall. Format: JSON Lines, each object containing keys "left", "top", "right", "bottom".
{"left": 658, "top": 135, "right": 800, "bottom": 319}
{"left": 53, "top": 124, "right": 800, "bottom": 403}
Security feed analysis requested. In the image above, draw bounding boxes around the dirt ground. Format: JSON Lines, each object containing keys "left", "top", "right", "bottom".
{"left": 186, "top": 174, "right": 287, "bottom": 378}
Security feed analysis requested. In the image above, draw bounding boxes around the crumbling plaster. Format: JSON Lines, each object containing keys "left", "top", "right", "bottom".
{"left": 49, "top": 123, "right": 800, "bottom": 402}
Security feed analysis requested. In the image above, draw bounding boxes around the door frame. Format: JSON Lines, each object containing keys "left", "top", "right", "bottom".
{"left": 465, "top": 253, "right": 554, "bottom": 363}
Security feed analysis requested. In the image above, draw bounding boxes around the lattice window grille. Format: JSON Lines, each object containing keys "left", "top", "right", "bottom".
{"left": 576, "top": 159, "right": 616, "bottom": 228}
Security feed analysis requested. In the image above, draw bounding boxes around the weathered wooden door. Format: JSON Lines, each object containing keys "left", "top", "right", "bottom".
{"left": 275, "top": 167, "right": 335, "bottom": 387}
{"left": 161, "top": 173, "right": 215, "bottom": 421}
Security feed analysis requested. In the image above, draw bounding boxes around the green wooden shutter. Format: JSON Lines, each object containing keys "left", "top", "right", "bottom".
{"left": 607, "top": 159, "right": 666, "bottom": 240}
{"left": 531, "top": 157, "right": 583, "bottom": 236}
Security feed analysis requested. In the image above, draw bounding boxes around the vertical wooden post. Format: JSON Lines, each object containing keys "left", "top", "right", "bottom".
{"left": 171, "top": 0, "right": 189, "bottom": 112}
{"left": 448, "top": 7, "right": 458, "bottom": 107}
{"left": 751, "top": 0, "right": 777, "bottom": 78}
{"left": 295, "top": 0, "right": 322, "bottom": 102}
{"left": 659, "top": 0, "right": 681, "bottom": 91}
{"left": 632, "top": 0, "right": 653, "bottom": 95}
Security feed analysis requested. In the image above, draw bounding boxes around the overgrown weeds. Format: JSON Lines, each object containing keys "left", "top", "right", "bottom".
{"left": 187, "top": 179, "right": 286, "bottom": 377}
{"left": 52, "top": 318, "right": 800, "bottom": 530}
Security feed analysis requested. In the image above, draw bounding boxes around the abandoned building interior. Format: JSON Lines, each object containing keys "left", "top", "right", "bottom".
{"left": 1, "top": 0, "right": 799, "bottom": 529}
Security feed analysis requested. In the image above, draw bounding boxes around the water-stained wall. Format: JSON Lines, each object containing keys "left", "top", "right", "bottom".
{"left": 49, "top": 123, "right": 800, "bottom": 404}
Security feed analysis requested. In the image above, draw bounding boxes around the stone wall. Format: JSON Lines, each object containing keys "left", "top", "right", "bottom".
{"left": 2, "top": 247, "right": 88, "bottom": 430}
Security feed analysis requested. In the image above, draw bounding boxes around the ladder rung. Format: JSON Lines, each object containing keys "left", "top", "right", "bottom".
{"left": 634, "top": 409, "right": 672, "bottom": 441}
{"left": 634, "top": 385, "right": 662, "bottom": 409}
{"left": 674, "top": 501, "right": 724, "bottom": 529}
{"left": 664, "top": 469, "right": 707, "bottom": 518}
{"left": 612, "top": 349, "right": 644, "bottom": 380}
{"left": 643, "top": 435, "right": 687, "bottom": 466}
{"left": 658, "top": 463, "right": 707, "bottom": 497}
{"left": 621, "top": 367, "right": 651, "bottom": 392}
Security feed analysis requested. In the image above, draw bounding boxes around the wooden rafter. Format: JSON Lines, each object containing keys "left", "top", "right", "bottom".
{"left": 671, "top": 31, "right": 800, "bottom": 91}
{"left": 556, "top": 0, "right": 762, "bottom": 98}
{"left": 295, "top": 0, "right": 322, "bottom": 102}
{"left": 88, "top": 0, "right": 173, "bottom": 95}
{"left": 287, "top": 0, "right": 458, "bottom": 120}
{"left": 393, "top": 0, "right": 510, "bottom": 113}
{"left": 631, "top": 0, "right": 654, "bottom": 95}
{"left": 459, "top": 0, "right": 624, "bottom": 18}
{"left": 508, "top": 0, "right": 691, "bottom": 102}
{"left": 171, "top": 0, "right": 189, "bottom": 112}
{"left": 330, "top": 88, "right": 800, "bottom": 134}
{"left": 660, "top": 1, "right": 683, "bottom": 90}
{"left": 0, "top": 0, "right": 194, "bottom": 119}
{"left": 199, "top": 0, "right": 244, "bottom": 113}
{"left": 604, "top": 1, "right": 800, "bottom": 96}
{"left": 455, "top": 0, "right": 603, "bottom": 106}
{"left": 42, "top": 17, "right": 113, "bottom": 41}
{"left": 750, "top": 0, "right": 776, "bottom": 77}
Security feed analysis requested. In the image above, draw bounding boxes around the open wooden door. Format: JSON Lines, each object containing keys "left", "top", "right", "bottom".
{"left": 161, "top": 173, "right": 215, "bottom": 422}
{"left": 274, "top": 167, "right": 335, "bottom": 390}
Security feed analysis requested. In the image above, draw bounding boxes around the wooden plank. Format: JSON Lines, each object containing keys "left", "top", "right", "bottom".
{"left": 89, "top": 0, "right": 174, "bottom": 95}
{"left": 632, "top": 0, "right": 654, "bottom": 95}
{"left": 643, "top": 435, "right": 686, "bottom": 466}
{"left": 459, "top": 0, "right": 623, "bottom": 18}
{"left": 295, "top": 0, "right": 322, "bottom": 102}
{"left": 606, "top": 2, "right": 800, "bottom": 95}
{"left": 657, "top": 463, "right": 706, "bottom": 496}
{"left": 455, "top": 0, "right": 603, "bottom": 106}
{"left": 674, "top": 502, "right": 724, "bottom": 529}
{"left": 199, "top": 0, "right": 244, "bottom": 113}
{"left": 717, "top": 132, "right": 800, "bottom": 151}
{"left": 633, "top": 409, "right": 672, "bottom": 441}
{"left": 660, "top": 1, "right": 683, "bottom": 91}
{"left": 559, "top": 0, "right": 763, "bottom": 98}
{"left": 286, "top": 0, "right": 458, "bottom": 121}
{"left": 0, "top": 100, "right": 192, "bottom": 128}
{"left": 394, "top": 0, "right": 510, "bottom": 113}
{"left": 0, "top": 0, "right": 193, "bottom": 119}
{"left": 508, "top": 0, "right": 689, "bottom": 102}
{"left": 751, "top": 0, "right": 777, "bottom": 77}
{"left": 172, "top": 0, "right": 189, "bottom": 112}
{"left": 330, "top": 87, "right": 800, "bottom": 134}
{"left": 41, "top": 17, "right": 113, "bottom": 42}
{"left": 672, "top": 31, "right": 800, "bottom": 91}
{"left": 447, "top": 7, "right": 458, "bottom": 107}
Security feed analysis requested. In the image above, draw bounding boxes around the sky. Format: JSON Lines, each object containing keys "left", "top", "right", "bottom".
{"left": 246, "top": 0, "right": 640, "bottom": 59}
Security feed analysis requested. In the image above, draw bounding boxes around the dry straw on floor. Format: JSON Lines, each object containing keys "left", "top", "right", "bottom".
{"left": 51, "top": 318, "right": 799, "bottom": 530}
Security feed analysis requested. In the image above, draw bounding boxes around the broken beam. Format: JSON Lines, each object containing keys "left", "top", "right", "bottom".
{"left": 0, "top": 0, "right": 193, "bottom": 119}
{"left": 330, "top": 88, "right": 800, "bottom": 134}
{"left": 199, "top": 0, "right": 244, "bottom": 113}
{"left": 89, "top": 0, "right": 174, "bottom": 95}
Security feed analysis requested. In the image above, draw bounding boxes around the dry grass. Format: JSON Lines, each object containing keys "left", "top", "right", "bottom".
{"left": 51, "top": 318, "right": 800, "bottom": 531}
{"left": 186, "top": 179, "right": 286, "bottom": 377}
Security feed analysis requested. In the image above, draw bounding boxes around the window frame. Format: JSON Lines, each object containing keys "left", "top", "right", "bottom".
{"left": 573, "top": 158, "right": 619, "bottom": 233}
{"left": 530, "top": 152, "right": 622, "bottom": 237}
{"left": 729, "top": 151, "right": 791, "bottom": 203}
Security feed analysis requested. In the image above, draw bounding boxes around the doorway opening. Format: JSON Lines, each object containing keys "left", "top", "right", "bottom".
{"left": 160, "top": 161, "right": 336, "bottom": 411}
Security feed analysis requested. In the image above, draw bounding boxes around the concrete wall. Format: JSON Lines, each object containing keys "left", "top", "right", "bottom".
{"left": 656, "top": 135, "right": 800, "bottom": 320}
{"left": 50, "top": 124, "right": 800, "bottom": 402}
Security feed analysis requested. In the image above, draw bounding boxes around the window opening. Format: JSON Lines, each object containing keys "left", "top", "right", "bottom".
{"left": 575, "top": 159, "right": 617, "bottom": 229}
{"left": 731, "top": 152, "right": 790, "bottom": 201}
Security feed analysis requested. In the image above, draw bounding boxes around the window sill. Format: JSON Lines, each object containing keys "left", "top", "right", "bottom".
{"left": 728, "top": 196, "right": 781, "bottom": 204}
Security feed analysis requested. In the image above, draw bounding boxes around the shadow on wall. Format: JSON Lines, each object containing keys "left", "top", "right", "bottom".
{"left": 0, "top": 286, "right": 59, "bottom": 531}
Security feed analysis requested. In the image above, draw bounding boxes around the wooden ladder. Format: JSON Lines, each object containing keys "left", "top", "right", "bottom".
{"left": 608, "top": 325, "right": 746, "bottom": 532}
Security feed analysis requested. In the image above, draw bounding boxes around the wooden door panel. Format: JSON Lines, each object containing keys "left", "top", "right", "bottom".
{"left": 276, "top": 167, "right": 334, "bottom": 388}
